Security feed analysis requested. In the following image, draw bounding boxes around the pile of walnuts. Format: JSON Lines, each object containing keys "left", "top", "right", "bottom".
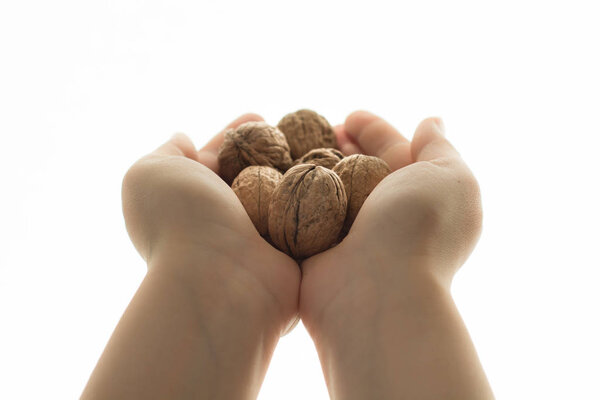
{"left": 218, "top": 109, "right": 391, "bottom": 259}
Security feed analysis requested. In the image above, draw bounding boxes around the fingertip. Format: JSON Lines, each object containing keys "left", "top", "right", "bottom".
{"left": 239, "top": 112, "right": 264, "bottom": 122}
{"left": 170, "top": 131, "right": 191, "bottom": 144}
{"left": 411, "top": 117, "right": 459, "bottom": 162}
{"left": 227, "top": 113, "right": 264, "bottom": 129}
{"left": 345, "top": 109, "right": 375, "bottom": 122}
{"left": 334, "top": 124, "right": 362, "bottom": 156}
{"left": 416, "top": 116, "right": 445, "bottom": 137}
{"left": 244, "top": 112, "right": 264, "bottom": 120}
{"left": 172, "top": 132, "right": 202, "bottom": 161}
{"left": 344, "top": 110, "right": 378, "bottom": 137}
{"left": 413, "top": 117, "right": 445, "bottom": 140}
{"left": 154, "top": 132, "right": 200, "bottom": 160}
{"left": 340, "top": 142, "right": 362, "bottom": 156}
{"left": 433, "top": 116, "right": 445, "bottom": 135}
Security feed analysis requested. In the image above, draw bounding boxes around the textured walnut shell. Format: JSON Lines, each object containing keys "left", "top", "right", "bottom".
{"left": 217, "top": 121, "right": 293, "bottom": 185}
{"left": 294, "top": 148, "right": 344, "bottom": 169}
{"left": 277, "top": 109, "right": 338, "bottom": 160}
{"left": 232, "top": 166, "right": 283, "bottom": 237}
{"left": 332, "top": 154, "right": 391, "bottom": 234}
{"left": 268, "top": 164, "right": 347, "bottom": 259}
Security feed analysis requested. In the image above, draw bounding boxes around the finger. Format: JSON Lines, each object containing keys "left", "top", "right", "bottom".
{"left": 153, "top": 133, "right": 200, "bottom": 161}
{"left": 411, "top": 117, "right": 461, "bottom": 162}
{"left": 344, "top": 110, "right": 412, "bottom": 171}
{"left": 198, "top": 113, "right": 264, "bottom": 173}
{"left": 334, "top": 124, "right": 362, "bottom": 156}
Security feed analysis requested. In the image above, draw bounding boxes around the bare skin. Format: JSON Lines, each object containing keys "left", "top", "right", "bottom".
{"left": 82, "top": 111, "right": 493, "bottom": 399}
{"left": 300, "top": 111, "right": 495, "bottom": 399}
{"left": 81, "top": 114, "right": 300, "bottom": 399}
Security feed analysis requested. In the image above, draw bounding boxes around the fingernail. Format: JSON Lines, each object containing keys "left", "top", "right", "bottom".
{"left": 434, "top": 117, "right": 445, "bottom": 136}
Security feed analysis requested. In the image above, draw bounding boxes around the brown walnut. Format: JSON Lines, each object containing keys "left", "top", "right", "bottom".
{"left": 217, "top": 121, "right": 293, "bottom": 185}
{"left": 332, "top": 154, "right": 391, "bottom": 234}
{"left": 232, "top": 166, "right": 283, "bottom": 237}
{"left": 277, "top": 109, "right": 338, "bottom": 160}
{"left": 294, "top": 148, "right": 344, "bottom": 169}
{"left": 268, "top": 164, "right": 347, "bottom": 259}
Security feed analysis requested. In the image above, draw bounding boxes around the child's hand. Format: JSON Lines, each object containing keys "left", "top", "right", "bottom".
{"left": 297, "top": 111, "right": 491, "bottom": 398}
{"left": 122, "top": 114, "right": 300, "bottom": 334}
{"left": 300, "top": 110, "right": 482, "bottom": 334}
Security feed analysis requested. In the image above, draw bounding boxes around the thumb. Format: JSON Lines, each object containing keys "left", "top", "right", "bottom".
{"left": 411, "top": 117, "right": 461, "bottom": 162}
{"left": 152, "top": 132, "right": 201, "bottom": 162}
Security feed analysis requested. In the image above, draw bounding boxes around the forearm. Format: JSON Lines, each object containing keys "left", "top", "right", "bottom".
{"left": 310, "top": 266, "right": 494, "bottom": 400}
{"left": 82, "top": 250, "right": 282, "bottom": 400}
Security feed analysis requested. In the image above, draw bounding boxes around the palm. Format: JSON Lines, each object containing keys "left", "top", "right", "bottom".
{"left": 123, "top": 114, "right": 301, "bottom": 333}
{"left": 188, "top": 160, "right": 301, "bottom": 330}
{"left": 299, "top": 112, "right": 482, "bottom": 333}
{"left": 298, "top": 166, "right": 428, "bottom": 332}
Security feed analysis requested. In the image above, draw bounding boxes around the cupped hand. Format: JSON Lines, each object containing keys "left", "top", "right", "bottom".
{"left": 299, "top": 111, "right": 483, "bottom": 334}
{"left": 121, "top": 114, "right": 300, "bottom": 334}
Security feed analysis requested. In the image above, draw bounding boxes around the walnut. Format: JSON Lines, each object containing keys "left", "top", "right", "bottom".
{"left": 232, "top": 166, "right": 283, "bottom": 237}
{"left": 294, "top": 148, "right": 344, "bottom": 169}
{"left": 217, "top": 121, "right": 293, "bottom": 185}
{"left": 277, "top": 109, "right": 338, "bottom": 160}
{"left": 268, "top": 164, "right": 347, "bottom": 259}
{"left": 332, "top": 154, "right": 391, "bottom": 234}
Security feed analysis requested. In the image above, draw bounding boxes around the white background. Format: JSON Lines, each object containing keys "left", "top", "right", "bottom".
{"left": 1, "top": 1, "right": 599, "bottom": 399}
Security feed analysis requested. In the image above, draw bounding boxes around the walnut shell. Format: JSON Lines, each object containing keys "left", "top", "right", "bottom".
{"left": 277, "top": 109, "right": 338, "bottom": 160}
{"left": 217, "top": 121, "right": 293, "bottom": 185}
{"left": 294, "top": 148, "right": 344, "bottom": 169}
{"left": 232, "top": 166, "right": 283, "bottom": 237}
{"left": 332, "top": 154, "right": 391, "bottom": 234}
{"left": 268, "top": 164, "right": 347, "bottom": 259}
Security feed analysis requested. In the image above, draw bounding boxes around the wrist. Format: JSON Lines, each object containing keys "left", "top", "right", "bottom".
{"left": 301, "top": 243, "right": 449, "bottom": 342}
{"left": 304, "top": 255, "right": 491, "bottom": 400}
{"left": 85, "top": 240, "right": 286, "bottom": 400}
{"left": 147, "top": 236, "right": 285, "bottom": 334}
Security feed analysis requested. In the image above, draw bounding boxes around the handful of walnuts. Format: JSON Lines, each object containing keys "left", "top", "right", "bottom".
{"left": 218, "top": 109, "right": 391, "bottom": 259}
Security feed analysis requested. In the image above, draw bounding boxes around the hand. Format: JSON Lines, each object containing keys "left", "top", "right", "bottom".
{"left": 83, "top": 114, "right": 302, "bottom": 399}
{"left": 297, "top": 111, "right": 491, "bottom": 399}
{"left": 121, "top": 114, "right": 300, "bottom": 334}
{"left": 300, "top": 110, "right": 483, "bottom": 335}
